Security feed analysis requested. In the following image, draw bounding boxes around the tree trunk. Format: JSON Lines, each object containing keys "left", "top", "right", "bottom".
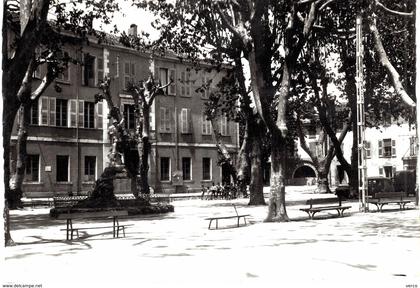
{"left": 236, "top": 121, "right": 251, "bottom": 197}
{"left": 137, "top": 106, "right": 151, "bottom": 195}
{"left": 8, "top": 105, "right": 31, "bottom": 209}
{"left": 4, "top": 205, "right": 14, "bottom": 246}
{"left": 248, "top": 119, "right": 265, "bottom": 205}
{"left": 316, "top": 168, "right": 331, "bottom": 194}
{"left": 265, "top": 133, "right": 289, "bottom": 222}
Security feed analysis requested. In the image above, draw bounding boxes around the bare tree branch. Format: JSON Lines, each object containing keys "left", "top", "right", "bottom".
{"left": 369, "top": 16, "right": 416, "bottom": 107}
{"left": 214, "top": 2, "right": 248, "bottom": 48}
{"left": 376, "top": 1, "right": 414, "bottom": 17}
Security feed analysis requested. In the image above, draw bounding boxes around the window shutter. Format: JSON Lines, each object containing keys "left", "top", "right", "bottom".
{"left": 392, "top": 166, "right": 396, "bottom": 177}
{"left": 78, "top": 100, "right": 84, "bottom": 128}
{"left": 378, "top": 140, "right": 383, "bottom": 157}
{"left": 124, "top": 62, "right": 130, "bottom": 75}
{"left": 96, "top": 102, "right": 103, "bottom": 129}
{"left": 154, "top": 66, "right": 159, "bottom": 84}
{"left": 181, "top": 108, "right": 189, "bottom": 134}
{"left": 49, "top": 97, "right": 56, "bottom": 126}
{"left": 180, "top": 71, "right": 186, "bottom": 96}
{"left": 186, "top": 71, "right": 191, "bottom": 97}
{"left": 131, "top": 62, "right": 135, "bottom": 75}
{"left": 159, "top": 107, "right": 165, "bottom": 132}
{"left": 169, "top": 69, "right": 176, "bottom": 95}
{"left": 187, "top": 108, "right": 192, "bottom": 133}
{"left": 40, "top": 97, "right": 49, "bottom": 126}
{"left": 391, "top": 139, "right": 396, "bottom": 157}
{"left": 97, "top": 57, "right": 104, "bottom": 84}
{"left": 379, "top": 167, "right": 383, "bottom": 175}
{"left": 69, "top": 100, "right": 77, "bottom": 128}
{"left": 366, "top": 141, "right": 371, "bottom": 158}
{"left": 166, "top": 108, "right": 171, "bottom": 132}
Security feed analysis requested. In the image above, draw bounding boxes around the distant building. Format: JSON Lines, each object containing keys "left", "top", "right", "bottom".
{"left": 12, "top": 25, "right": 239, "bottom": 198}
{"left": 293, "top": 119, "right": 417, "bottom": 187}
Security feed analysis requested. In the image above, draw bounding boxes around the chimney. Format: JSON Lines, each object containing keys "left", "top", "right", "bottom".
{"left": 128, "top": 24, "right": 138, "bottom": 37}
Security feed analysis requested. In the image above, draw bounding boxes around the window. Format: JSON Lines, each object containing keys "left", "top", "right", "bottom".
{"left": 97, "top": 57, "right": 104, "bottom": 84}
{"left": 33, "top": 65, "right": 41, "bottom": 79}
{"left": 201, "top": 75, "right": 209, "bottom": 99}
{"left": 180, "top": 70, "right": 191, "bottom": 97}
{"left": 202, "top": 114, "right": 212, "bottom": 135}
{"left": 383, "top": 166, "right": 395, "bottom": 178}
{"left": 159, "top": 107, "right": 171, "bottom": 132}
{"left": 159, "top": 68, "right": 168, "bottom": 93}
{"left": 202, "top": 158, "right": 211, "bottom": 180}
{"left": 182, "top": 157, "right": 192, "bottom": 180}
{"left": 160, "top": 157, "right": 170, "bottom": 181}
{"left": 25, "top": 154, "right": 39, "bottom": 182}
{"left": 379, "top": 139, "right": 396, "bottom": 158}
{"left": 365, "top": 141, "right": 371, "bottom": 159}
{"left": 123, "top": 104, "right": 136, "bottom": 130}
{"left": 124, "top": 61, "right": 136, "bottom": 89}
{"left": 180, "top": 108, "right": 192, "bottom": 134}
{"left": 84, "top": 156, "right": 96, "bottom": 182}
{"left": 30, "top": 99, "right": 39, "bottom": 125}
{"left": 56, "top": 155, "right": 69, "bottom": 182}
{"left": 219, "top": 116, "right": 229, "bottom": 136}
{"left": 57, "top": 66, "right": 70, "bottom": 82}
{"left": 410, "top": 136, "right": 417, "bottom": 156}
{"left": 55, "top": 99, "right": 68, "bottom": 127}
{"left": 83, "top": 53, "right": 96, "bottom": 87}
{"left": 84, "top": 102, "right": 95, "bottom": 128}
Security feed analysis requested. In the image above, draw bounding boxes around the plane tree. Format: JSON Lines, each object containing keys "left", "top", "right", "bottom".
{"left": 3, "top": 0, "right": 121, "bottom": 245}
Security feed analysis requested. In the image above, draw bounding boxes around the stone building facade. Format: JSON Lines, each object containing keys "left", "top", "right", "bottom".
{"left": 13, "top": 26, "right": 238, "bottom": 198}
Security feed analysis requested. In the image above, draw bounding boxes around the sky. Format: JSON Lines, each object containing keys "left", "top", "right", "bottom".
{"left": 94, "top": 1, "right": 160, "bottom": 40}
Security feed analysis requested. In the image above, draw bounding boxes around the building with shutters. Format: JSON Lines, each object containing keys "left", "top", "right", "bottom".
{"left": 12, "top": 25, "right": 239, "bottom": 198}
{"left": 292, "top": 119, "right": 417, "bottom": 187}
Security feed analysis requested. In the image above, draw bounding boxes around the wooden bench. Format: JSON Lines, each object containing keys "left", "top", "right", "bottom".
{"left": 205, "top": 205, "right": 250, "bottom": 230}
{"left": 300, "top": 196, "right": 351, "bottom": 219}
{"left": 368, "top": 192, "right": 413, "bottom": 212}
{"left": 53, "top": 196, "right": 88, "bottom": 208}
{"left": 56, "top": 210, "right": 129, "bottom": 240}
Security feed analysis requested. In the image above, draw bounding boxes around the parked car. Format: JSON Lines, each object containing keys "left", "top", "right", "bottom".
{"left": 394, "top": 170, "right": 416, "bottom": 196}
{"left": 367, "top": 176, "right": 394, "bottom": 196}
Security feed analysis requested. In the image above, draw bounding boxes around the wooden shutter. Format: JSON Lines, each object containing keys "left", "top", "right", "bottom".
{"left": 49, "top": 97, "right": 56, "bottom": 126}
{"left": 159, "top": 107, "right": 166, "bottom": 132}
{"left": 181, "top": 108, "right": 186, "bottom": 133}
{"left": 97, "top": 57, "right": 104, "bottom": 84}
{"left": 366, "top": 141, "right": 371, "bottom": 158}
{"left": 180, "top": 71, "right": 186, "bottom": 96}
{"left": 379, "top": 167, "right": 383, "bottom": 175}
{"left": 186, "top": 71, "right": 191, "bottom": 97}
{"left": 169, "top": 69, "right": 176, "bottom": 95}
{"left": 69, "top": 99, "right": 77, "bottom": 128}
{"left": 187, "top": 108, "right": 192, "bottom": 133}
{"left": 131, "top": 62, "right": 135, "bottom": 75}
{"left": 78, "top": 100, "right": 84, "bottom": 128}
{"left": 40, "top": 97, "right": 49, "bottom": 126}
{"left": 95, "top": 102, "right": 103, "bottom": 129}
{"left": 378, "top": 140, "right": 383, "bottom": 157}
{"left": 391, "top": 139, "right": 396, "bottom": 157}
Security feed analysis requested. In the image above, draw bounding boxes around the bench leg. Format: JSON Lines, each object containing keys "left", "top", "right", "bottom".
{"left": 308, "top": 211, "right": 316, "bottom": 219}
{"left": 379, "top": 203, "right": 386, "bottom": 212}
{"left": 208, "top": 219, "right": 213, "bottom": 230}
{"left": 216, "top": 219, "right": 218, "bottom": 229}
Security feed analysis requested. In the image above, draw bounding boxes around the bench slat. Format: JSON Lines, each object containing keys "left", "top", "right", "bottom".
{"left": 57, "top": 210, "right": 128, "bottom": 220}
{"left": 205, "top": 214, "right": 250, "bottom": 220}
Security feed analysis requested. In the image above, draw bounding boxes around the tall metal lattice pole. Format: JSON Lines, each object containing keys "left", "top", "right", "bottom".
{"left": 356, "top": 14, "right": 368, "bottom": 212}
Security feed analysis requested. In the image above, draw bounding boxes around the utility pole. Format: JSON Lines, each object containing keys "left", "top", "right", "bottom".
{"left": 356, "top": 14, "right": 368, "bottom": 212}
